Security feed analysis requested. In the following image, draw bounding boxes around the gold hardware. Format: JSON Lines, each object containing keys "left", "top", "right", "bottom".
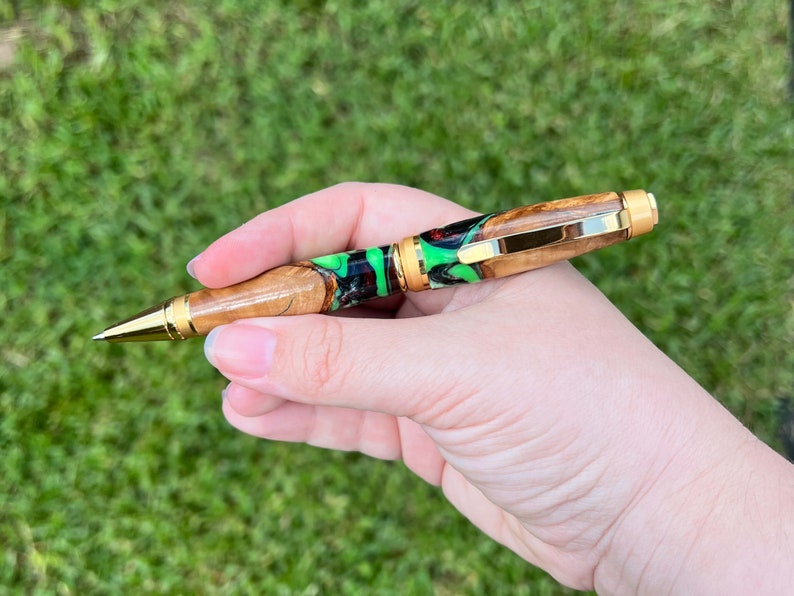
{"left": 620, "top": 190, "right": 658, "bottom": 238}
{"left": 392, "top": 242, "right": 408, "bottom": 292}
{"left": 398, "top": 234, "right": 430, "bottom": 292}
{"left": 457, "top": 210, "right": 630, "bottom": 265}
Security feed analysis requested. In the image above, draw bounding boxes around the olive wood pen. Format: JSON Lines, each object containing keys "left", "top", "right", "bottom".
{"left": 94, "top": 190, "right": 657, "bottom": 342}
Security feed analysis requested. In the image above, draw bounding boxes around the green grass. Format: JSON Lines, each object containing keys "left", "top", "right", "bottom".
{"left": 1, "top": 0, "right": 792, "bottom": 593}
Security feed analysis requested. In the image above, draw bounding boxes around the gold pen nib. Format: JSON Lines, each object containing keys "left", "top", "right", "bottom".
{"left": 93, "top": 301, "right": 175, "bottom": 343}
{"left": 94, "top": 296, "right": 200, "bottom": 343}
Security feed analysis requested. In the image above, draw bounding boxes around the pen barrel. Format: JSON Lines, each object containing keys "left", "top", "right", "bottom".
{"left": 186, "top": 244, "right": 401, "bottom": 334}
{"left": 476, "top": 191, "right": 629, "bottom": 281}
{"left": 398, "top": 191, "right": 654, "bottom": 291}
{"left": 95, "top": 189, "right": 656, "bottom": 342}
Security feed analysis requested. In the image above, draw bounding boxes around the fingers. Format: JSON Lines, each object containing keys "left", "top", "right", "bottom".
{"left": 222, "top": 397, "right": 403, "bottom": 460}
{"left": 190, "top": 182, "right": 477, "bottom": 288}
{"left": 203, "top": 267, "right": 585, "bottom": 419}
{"left": 222, "top": 381, "right": 447, "bottom": 484}
{"left": 396, "top": 416, "right": 446, "bottom": 485}
{"left": 204, "top": 313, "right": 483, "bottom": 420}
{"left": 204, "top": 264, "right": 629, "bottom": 423}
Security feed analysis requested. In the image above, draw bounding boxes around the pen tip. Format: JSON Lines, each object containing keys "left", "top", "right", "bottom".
{"left": 92, "top": 332, "right": 105, "bottom": 341}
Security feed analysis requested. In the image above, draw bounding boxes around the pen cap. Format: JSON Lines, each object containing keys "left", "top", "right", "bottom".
{"left": 450, "top": 190, "right": 658, "bottom": 282}
{"left": 621, "top": 190, "right": 658, "bottom": 238}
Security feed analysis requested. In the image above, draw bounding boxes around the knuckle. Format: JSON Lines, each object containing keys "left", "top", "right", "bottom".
{"left": 296, "top": 317, "right": 350, "bottom": 397}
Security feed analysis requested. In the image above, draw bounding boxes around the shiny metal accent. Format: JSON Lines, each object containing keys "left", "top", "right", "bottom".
{"left": 620, "top": 190, "right": 658, "bottom": 238}
{"left": 398, "top": 234, "right": 430, "bottom": 291}
{"left": 93, "top": 300, "right": 173, "bottom": 342}
{"left": 392, "top": 242, "right": 408, "bottom": 292}
{"left": 183, "top": 295, "right": 198, "bottom": 335}
{"left": 413, "top": 235, "right": 430, "bottom": 288}
{"left": 164, "top": 299, "right": 179, "bottom": 339}
{"left": 166, "top": 294, "right": 198, "bottom": 340}
{"left": 647, "top": 192, "right": 658, "bottom": 215}
{"left": 457, "top": 210, "right": 630, "bottom": 265}
{"left": 94, "top": 296, "right": 199, "bottom": 342}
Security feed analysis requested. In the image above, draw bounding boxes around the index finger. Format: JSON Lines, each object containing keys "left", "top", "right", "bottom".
{"left": 190, "top": 182, "right": 477, "bottom": 288}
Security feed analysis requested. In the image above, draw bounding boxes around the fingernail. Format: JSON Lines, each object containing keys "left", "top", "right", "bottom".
{"left": 186, "top": 255, "right": 201, "bottom": 279}
{"left": 204, "top": 324, "right": 276, "bottom": 379}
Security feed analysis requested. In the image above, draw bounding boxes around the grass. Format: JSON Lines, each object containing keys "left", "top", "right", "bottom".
{"left": 1, "top": 0, "right": 792, "bottom": 593}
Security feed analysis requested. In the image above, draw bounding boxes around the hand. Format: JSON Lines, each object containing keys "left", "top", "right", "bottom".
{"left": 193, "top": 183, "right": 794, "bottom": 593}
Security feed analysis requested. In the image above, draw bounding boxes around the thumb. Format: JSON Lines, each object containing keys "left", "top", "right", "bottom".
{"left": 203, "top": 313, "right": 480, "bottom": 418}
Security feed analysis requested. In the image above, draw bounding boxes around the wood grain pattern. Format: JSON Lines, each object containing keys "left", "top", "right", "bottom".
{"left": 187, "top": 264, "right": 332, "bottom": 334}
{"left": 477, "top": 193, "right": 627, "bottom": 279}
{"left": 479, "top": 192, "right": 622, "bottom": 239}
{"left": 478, "top": 231, "right": 628, "bottom": 279}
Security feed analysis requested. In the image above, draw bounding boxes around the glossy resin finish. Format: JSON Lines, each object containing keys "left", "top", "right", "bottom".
{"left": 309, "top": 244, "right": 401, "bottom": 311}
{"left": 417, "top": 214, "right": 490, "bottom": 289}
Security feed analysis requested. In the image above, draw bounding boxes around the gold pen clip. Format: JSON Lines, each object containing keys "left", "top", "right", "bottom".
{"left": 456, "top": 209, "right": 631, "bottom": 265}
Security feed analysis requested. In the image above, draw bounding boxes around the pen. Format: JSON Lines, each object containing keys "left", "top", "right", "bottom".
{"left": 94, "top": 190, "right": 658, "bottom": 343}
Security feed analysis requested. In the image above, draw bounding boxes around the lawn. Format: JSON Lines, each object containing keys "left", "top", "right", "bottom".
{"left": 1, "top": 1, "right": 792, "bottom": 593}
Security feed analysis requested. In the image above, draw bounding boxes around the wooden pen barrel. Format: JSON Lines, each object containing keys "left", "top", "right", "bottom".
{"left": 400, "top": 191, "right": 638, "bottom": 290}
{"left": 187, "top": 192, "right": 651, "bottom": 332}
{"left": 187, "top": 265, "right": 333, "bottom": 334}
{"left": 95, "top": 190, "right": 655, "bottom": 342}
{"left": 186, "top": 243, "right": 403, "bottom": 334}
{"left": 477, "top": 192, "right": 627, "bottom": 280}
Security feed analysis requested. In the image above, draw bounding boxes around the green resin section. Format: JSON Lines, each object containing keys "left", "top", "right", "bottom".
{"left": 310, "top": 252, "right": 350, "bottom": 277}
{"left": 447, "top": 263, "right": 482, "bottom": 283}
{"left": 419, "top": 219, "right": 487, "bottom": 288}
{"left": 365, "top": 246, "right": 390, "bottom": 296}
{"left": 309, "top": 246, "right": 395, "bottom": 311}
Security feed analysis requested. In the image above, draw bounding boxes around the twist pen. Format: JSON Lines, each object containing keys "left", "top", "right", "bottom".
{"left": 94, "top": 190, "right": 658, "bottom": 343}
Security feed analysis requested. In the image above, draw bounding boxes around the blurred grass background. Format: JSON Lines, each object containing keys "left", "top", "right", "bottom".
{"left": 1, "top": 0, "right": 792, "bottom": 593}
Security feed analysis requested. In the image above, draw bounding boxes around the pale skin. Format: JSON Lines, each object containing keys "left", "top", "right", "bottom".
{"left": 192, "top": 183, "right": 794, "bottom": 594}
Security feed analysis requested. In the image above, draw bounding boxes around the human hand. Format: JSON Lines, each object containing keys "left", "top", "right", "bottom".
{"left": 194, "top": 183, "right": 794, "bottom": 593}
